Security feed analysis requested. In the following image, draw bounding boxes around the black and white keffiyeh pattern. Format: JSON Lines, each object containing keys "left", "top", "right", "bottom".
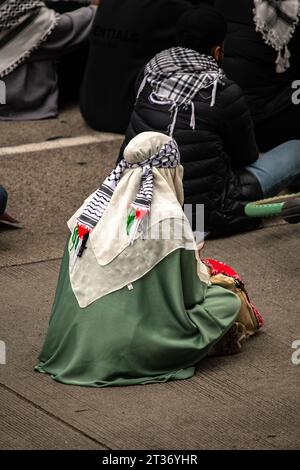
{"left": 254, "top": 0, "right": 300, "bottom": 73}
{"left": 136, "top": 47, "right": 225, "bottom": 135}
{"left": 0, "top": 0, "right": 44, "bottom": 32}
{"left": 75, "top": 139, "right": 180, "bottom": 251}
{"left": 0, "top": 0, "right": 58, "bottom": 78}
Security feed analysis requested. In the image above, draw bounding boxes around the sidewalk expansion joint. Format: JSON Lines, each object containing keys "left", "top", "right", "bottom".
{"left": 0, "top": 382, "right": 111, "bottom": 450}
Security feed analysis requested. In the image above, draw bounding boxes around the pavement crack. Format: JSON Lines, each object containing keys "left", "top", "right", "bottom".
{"left": 0, "top": 257, "right": 62, "bottom": 270}
{"left": 0, "top": 382, "right": 111, "bottom": 450}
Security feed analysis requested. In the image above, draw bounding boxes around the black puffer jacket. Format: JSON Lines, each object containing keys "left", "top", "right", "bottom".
{"left": 215, "top": 0, "right": 300, "bottom": 151}
{"left": 122, "top": 74, "right": 261, "bottom": 237}
{"left": 80, "top": 0, "right": 194, "bottom": 134}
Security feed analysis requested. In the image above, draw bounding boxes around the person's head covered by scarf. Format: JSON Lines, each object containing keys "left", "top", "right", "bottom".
{"left": 0, "top": 0, "right": 58, "bottom": 78}
{"left": 135, "top": 5, "right": 227, "bottom": 136}
{"left": 72, "top": 131, "right": 185, "bottom": 253}
{"left": 67, "top": 132, "right": 208, "bottom": 308}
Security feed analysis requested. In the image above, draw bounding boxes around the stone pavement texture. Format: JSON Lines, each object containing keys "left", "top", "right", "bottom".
{"left": 0, "top": 106, "right": 299, "bottom": 450}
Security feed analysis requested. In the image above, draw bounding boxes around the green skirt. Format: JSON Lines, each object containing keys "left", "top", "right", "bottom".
{"left": 35, "top": 246, "right": 240, "bottom": 387}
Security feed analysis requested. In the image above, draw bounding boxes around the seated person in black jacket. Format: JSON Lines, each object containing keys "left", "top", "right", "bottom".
{"left": 121, "top": 4, "right": 300, "bottom": 237}
{"left": 215, "top": 0, "right": 300, "bottom": 152}
{"left": 80, "top": 0, "right": 196, "bottom": 134}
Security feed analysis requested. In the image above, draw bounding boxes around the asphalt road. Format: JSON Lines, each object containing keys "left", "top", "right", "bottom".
{"left": 0, "top": 107, "right": 299, "bottom": 450}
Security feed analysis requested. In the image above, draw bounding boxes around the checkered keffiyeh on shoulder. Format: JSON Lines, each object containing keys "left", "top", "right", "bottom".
{"left": 0, "top": 0, "right": 58, "bottom": 78}
{"left": 254, "top": 0, "right": 300, "bottom": 73}
{"left": 136, "top": 47, "right": 226, "bottom": 136}
{"left": 0, "top": 0, "right": 44, "bottom": 32}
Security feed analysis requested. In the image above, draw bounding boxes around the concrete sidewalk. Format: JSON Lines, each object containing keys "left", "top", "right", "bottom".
{"left": 1, "top": 107, "right": 300, "bottom": 450}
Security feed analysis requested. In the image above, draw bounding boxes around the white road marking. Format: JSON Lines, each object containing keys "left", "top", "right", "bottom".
{"left": 0, "top": 134, "right": 123, "bottom": 156}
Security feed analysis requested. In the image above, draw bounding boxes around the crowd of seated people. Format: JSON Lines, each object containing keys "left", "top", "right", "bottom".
{"left": 80, "top": 0, "right": 216, "bottom": 134}
{"left": 120, "top": 2, "right": 300, "bottom": 236}
{"left": 1, "top": 0, "right": 300, "bottom": 238}
{"left": 80, "top": 0, "right": 199, "bottom": 134}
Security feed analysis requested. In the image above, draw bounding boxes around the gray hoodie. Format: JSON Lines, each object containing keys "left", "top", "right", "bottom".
{"left": 0, "top": 4, "right": 96, "bottom": 120}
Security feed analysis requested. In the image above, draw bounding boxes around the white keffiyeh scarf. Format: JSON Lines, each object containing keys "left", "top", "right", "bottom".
{"left": 254, "top": 0, "right": 300, "bottom": 73}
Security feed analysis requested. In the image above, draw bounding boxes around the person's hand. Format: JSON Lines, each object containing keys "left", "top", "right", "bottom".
{"left": 91, "top": 0, "right": 101, "bottom": 5}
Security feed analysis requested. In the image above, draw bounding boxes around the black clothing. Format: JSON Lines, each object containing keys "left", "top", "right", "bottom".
{"left": 121, "top": 77, "right": 262, "bottom": 236}
{"left": 215, "top": 0, "right": 300, "bottom": 151}
{"left": 80, "top": 0, "right": 193, "bottom": 133}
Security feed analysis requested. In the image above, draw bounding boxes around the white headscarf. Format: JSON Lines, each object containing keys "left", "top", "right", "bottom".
{"left": 67, "top": 132, "right": 210, "bottom": 308}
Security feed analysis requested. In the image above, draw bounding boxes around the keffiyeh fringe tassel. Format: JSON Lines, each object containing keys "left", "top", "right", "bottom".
{"left": 254, "top": 0, "right": 300, "bottom": 73}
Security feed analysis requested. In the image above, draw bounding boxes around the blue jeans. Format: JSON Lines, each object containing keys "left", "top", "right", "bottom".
{"left": 246, "top": 140, "right": 300, "bottom": 198}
